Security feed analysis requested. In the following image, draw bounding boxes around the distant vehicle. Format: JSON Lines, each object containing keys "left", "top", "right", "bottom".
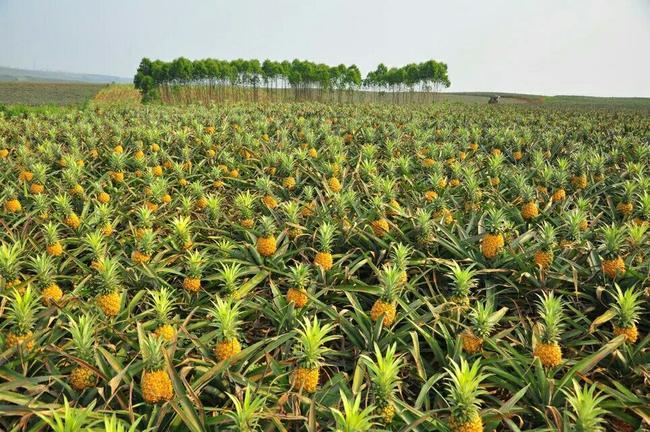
{"left": 488, "top": 95, "right": 501, "bottom": 104}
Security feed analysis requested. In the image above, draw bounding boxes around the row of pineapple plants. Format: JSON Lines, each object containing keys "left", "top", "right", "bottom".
{"left": 0, "top": 102, "right": 647, "bottom": 431}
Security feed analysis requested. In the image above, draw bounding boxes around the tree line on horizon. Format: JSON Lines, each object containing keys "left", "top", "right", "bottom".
{"left": 133, "top": 57, "right": 450, "bottom": 104}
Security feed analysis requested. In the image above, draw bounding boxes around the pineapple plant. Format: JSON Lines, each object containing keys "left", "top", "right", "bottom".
{"left": 461, "top": 301, "right": 504, "bottom": 355}
{"left": 171, "top": 215, "right": 193, "bottom": 250}
{"left": 369, "top": 197, "right": 390, "bottom": 238}
{"left": 533, "top": 292, "right": 565, "bottom": 367}
{"left": 4, "top": 186, "right": 22, "bottom": 213}
{"left": 391, "top": 243, "right": 412, "bottom": 286}
{"left": 445, "top": 358, "right": 488, "bottom": 432}
{"left": 209, "top": 297, "right": 243, "bottom": 361}
{"left": 360, "top": 343, "right": 403, "bottom": 425}
{"left": 481, "top": 208, "right": 507, "bottom": 259}
{"left": 67, "top": 314, "right": 98, "bottom": 390}
{"left": 292, "top": 316, "right": 337, "bottom": 393}
{"left": 563, "top": 381, "right": 608, "bottom": 432}
{"left": 140, "top": 335, "right": 174, "bottom": 404}
{"left": 54, "top": 194, "right": 81, "bottom": 230}
{"left": 94, "top": 257, "right": 122, "bottom": 317}
{"left": 448, "top": 262, "right": 477, "bottom": 309}
{"left": 286, "top": 263, "right": 311, "bottom": 308}
{"left": 256, "top": 216, "right": 277, "bottom": 257}
{"left": 132, "top": 228, "right": 155, "bottom": 265}
{"left": 150, "top": 288, "right": 175, "bottom": 341}
{"left": 234, "top": 191, "right": 257, "bottom": 228}
{"left": 534, "top": 222, "right": 556, "bottom": 271}
{"left": 519, "top": 182, "right": 539, "bottom": 221}
{"left": 611, "top": 287, "right": 642, "bottom": 343}
{"left": 30, "top": 253, "right": 63, "bottom": 304}
{"left": 257, "top": 176, "right": 279, "bottom": 209}
{"left": 0, "top": 241, "right": 23, "bottom": 289}
{"left": 182, "top": 250, "right": 205, "bottom": 293}
{"left": 616, "top": 181, "right": 636, "bottom": 217}
{"left": 225, "top": 385, "right": 267, "bottom": 432}
{"left": 3, "top": 286, "right": 40, "bottom": 354}
{"left": 600, "top": 225, "right": 626, "bottom": 278}
{"left": 314, "top": 222, "right": 336, "bottom": 271}
{"left": 370, "top": 264, "right": 404, "bottom": 327}
{"left": 331, "top": 391, "right": 377, "bottom": 432}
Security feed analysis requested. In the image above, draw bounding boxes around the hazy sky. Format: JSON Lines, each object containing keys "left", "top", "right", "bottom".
{"left": 1, "top": 0, "right": 649, "bottom": 97}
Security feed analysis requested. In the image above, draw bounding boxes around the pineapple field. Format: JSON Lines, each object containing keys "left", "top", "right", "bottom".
{"left": 0, "top": 102, "right": 648, "bottom": 431}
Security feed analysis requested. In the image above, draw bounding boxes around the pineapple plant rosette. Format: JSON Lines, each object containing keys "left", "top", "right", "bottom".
{"left": 533, "top": 292, "right": 565, "bottom": 368}
{"left": 445, "top": 358, "right": 489, "bottom": 432}
{"left": 209, "top": 297, "right": 243, "bottom": 361}
{"left": 360, "top": 343, "right": 403, "bottom": 425}
{"left": 292, "top": 316, "right": 337, "bottom": 393}
{"left": 67, "top": 314, "right": 98, "bottom": 391}
{"left": 140, "top": 335, "right": 174, "bottom": 404}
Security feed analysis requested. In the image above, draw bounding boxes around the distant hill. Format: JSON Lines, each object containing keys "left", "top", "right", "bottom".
{"left": 0, "top": 66, "right": 131, "bottom": 84}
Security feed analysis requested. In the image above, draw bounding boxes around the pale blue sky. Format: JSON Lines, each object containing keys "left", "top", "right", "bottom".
{"left": 1, "top": 0, "right": 649, "bottom": 96}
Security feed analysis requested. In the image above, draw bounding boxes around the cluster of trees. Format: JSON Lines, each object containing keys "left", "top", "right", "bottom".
{"left": 134, "top": 57, "right": 450, "bottom": 103}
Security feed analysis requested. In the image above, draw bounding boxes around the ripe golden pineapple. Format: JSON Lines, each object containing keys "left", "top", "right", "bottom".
{"left": 94, "top": 257, "right": 122, "bottom": 317}
{"left": 4, "top": 186, "right": 22, "bottom": 213}
{"left": 292, "top": 317, "right": 337, "bottom": 393}
{"left": 314, "top": 222, "right": 336, "bottom": 271}
{"left": 611, "top": 287, "right": 642, "bottom": 343}
{"left": 287, "top": 263, "right": 311, "bottom": 308}
{"left": 209, "top": 297, "right": 243, "bottom": 361}
{"left": 600, "top": 225, "right": 626, "bottom": 278}
{"left": 533, "top": 292, "right": 565, "bottom": 367}
{"left": 182, "top": 250, "right": 205, "bottom": 293}
{"left": 67, "top": 314, "right": 98, "bottom": 390}
{"left": 446, "top": 358, "right": 488, "bottom": 432}
{"left": 150, "top": 288, "right": 175, "bottom": 342}
{"left": 30, "top": 253, "right": 63, "bottom": 305}
{"left": 361, "top": 343, "right": 403, "bottom": 425}
{"left": 256, "top": 216, "right": 277, "bottom": 257}
{"left": 371, "top": 264, "right": 404, "bottom": 327}
{"left": 481, "top": 208, "right": 507, "bottom": 259}
{"left": 534, "top": 223, "right": 556, "bottom": 270}
{"left": 4, "top": 287, "right": 40, "bottom": 354}
{"left": 140, "top": 335, "right": 173, "bottom": 404}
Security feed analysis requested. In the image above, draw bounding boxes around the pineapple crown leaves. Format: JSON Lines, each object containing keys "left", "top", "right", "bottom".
{"left": 316, "top": 222, "right": 337, "bottom": 252}
{"left": 136, "top": 206, "right": 155, "bottom": 228}
{"left": 94, "top": 256, "right": 122, "bottom": 295}
{"left": 484, "top": 208, "right": 508, "bottom": 234}
{"left": 83, "top": 227, "right": 106, "bottom": 252}
{"left": 140, "top": 334, "right": 166, "bottom": 372}
{"left": 0, "top": 241, "right": 23, "bottom": 281}
{"left": 282, "top": 200, "right": 301, "bottom": 223}
{"left": 67, "top": 313, "right": 96, "bottom": 361}
{"left": 208, "top": 296, "right": 242, "bottom": 341}
{"left": 537, "top": 222, "right": 557, "bottom": 250}
{"left": 53, "top": 193, "right": 74, "bottom": 215}
{"left": 171, "top": 215, "right": 192, "bottom": 240}
{"left": 600, "top": 224, "right": 626, "bottom": 257}
{"left": 562, "top": 380, "right": 608, "bottom": 432}
{"left": 217, "top": 262, "right": 245, "bottom": 293}
{"left": 469, "top": 301, "right": 505, "bottom": 338}
{"left": 258, "top": 215, "right": 277, "bottom": 237}
{"left": 255, "top": 176, "right": 276, "bottom": 195}
{"left": 611, "top": 286, "right": 642, "bottom": 328}
{"left": 378, "top": 263, "right": 404, "bottom": 302}
{"left": 185, "top": 250, "right": 206, "bottom": 277}
{"left": 444, "top": 358, "right": 489, "bottom": 423}
{"left": 621, "top": 180, "right": 637, "bottom": 202}
{"left": 390, "top": 243, "right": 412, "bottom": 271}
{"left": 293, "top": 316, "right": 338, "bottom": 368}
{"left": 234, "top": 191, "right": 257, "bottom": 218}
{"left": 289, "top": 263, "right": 311, "bottom": 290}
{"left": 536, "top": 291, "right": 565, "bottom": 343}
{"left": 360, "top": 343, "right": 403, "bottom": 403}
{"left": 331, "top": 390, "right": 377, "bottom": 432}
{"left": 447, "top": 262, "right": 478, "bottom": 298}
{"left": 225, "top": 385, "right": 267, "bottom": 432}
{"left": 6, "top": 286, "right": 40, "bottom": 334}
{"left": 29, "top": 253, "right": 55, "bottom": 287}
{"left": 149, "top": 288, "right": 175, "bottom": 323}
